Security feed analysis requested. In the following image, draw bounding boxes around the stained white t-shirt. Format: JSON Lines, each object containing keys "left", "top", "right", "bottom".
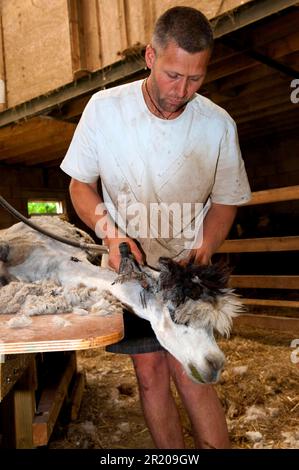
{"left": 61, "top": 80, "right": 251, "bottom": 266}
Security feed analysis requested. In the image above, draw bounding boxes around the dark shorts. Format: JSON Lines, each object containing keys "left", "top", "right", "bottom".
{"left": 106, "top": 309, "right": 164, "bottom": 355}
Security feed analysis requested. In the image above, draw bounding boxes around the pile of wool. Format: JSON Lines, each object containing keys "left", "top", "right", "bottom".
{"left": 0, "top": 280, "right": 123, "bottom": 318}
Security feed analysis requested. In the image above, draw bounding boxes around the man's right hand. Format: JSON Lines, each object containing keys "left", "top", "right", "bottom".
{"left": 106, "top": 237, "right": 144, "bottom": 272}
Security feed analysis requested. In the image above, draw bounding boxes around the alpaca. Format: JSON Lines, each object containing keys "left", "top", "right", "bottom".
{"left": 0, "top": 217, "right": 242, "bottom": 384}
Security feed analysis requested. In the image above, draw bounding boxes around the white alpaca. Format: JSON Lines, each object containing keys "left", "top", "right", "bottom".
{"left": 0, "top": 217, "right": 242, "bottom": 384}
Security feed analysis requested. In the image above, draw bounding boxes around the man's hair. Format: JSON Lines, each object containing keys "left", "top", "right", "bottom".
{"left": 153, "top": 6, "right": 213, "bottom": 53}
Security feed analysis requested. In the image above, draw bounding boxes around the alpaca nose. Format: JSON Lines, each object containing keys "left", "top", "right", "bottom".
{"left": 206, "top": 353, "right": 225, "bottom": 374}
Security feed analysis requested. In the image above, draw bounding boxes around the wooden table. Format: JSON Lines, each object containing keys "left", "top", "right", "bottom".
{"left": 0, "top": 311, "right": 124, "bottom": 448}
{"left": 0, "top": 312, "right": 124, "bottom": 354}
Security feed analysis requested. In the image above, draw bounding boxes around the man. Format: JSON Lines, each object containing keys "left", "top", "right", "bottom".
{"left": 61, "top": 6, "right": 251, "bottom": 448}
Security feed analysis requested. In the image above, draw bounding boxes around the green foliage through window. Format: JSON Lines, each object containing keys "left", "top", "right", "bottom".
{"left": 27, "top": 201, "right": 63, "bottom": 215}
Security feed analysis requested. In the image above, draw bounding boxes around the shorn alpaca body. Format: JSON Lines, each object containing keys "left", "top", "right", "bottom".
{"left": 0, "top": 217, "right": 242, "bottom": 384}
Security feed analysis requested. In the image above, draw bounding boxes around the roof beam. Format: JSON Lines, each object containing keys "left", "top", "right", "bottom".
{"left": 0, "top": 0, "right": 298, "bottom": 128}
{"left": 220, "top": 36, "right": 298, "bottom": 77}
{"left": 211, "top": 0, "right": 299, "bottom": 38}
{"left": 0, "top": 58, "right": 147, "bottom": 128}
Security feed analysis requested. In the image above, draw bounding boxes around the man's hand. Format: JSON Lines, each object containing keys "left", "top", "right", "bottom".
{"left": 179, "top": 248, "right": 211, "bottom": 266}
{"left": 106, "top": 236, "right": 144, "bottom": 272}
{"left": 179, "top": 203, "right": 237, "bottom": 267}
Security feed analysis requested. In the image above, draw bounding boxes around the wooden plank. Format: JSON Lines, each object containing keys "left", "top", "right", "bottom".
{"left": 234, "top": 7, "right": 299, "bottom": 50}
{"left": 97, "top": 0, "right": 129, "bottom": 68}
{"left": 2, "top": 0, "right": 73, "bottom": 108}
{"left": 234, "top": 313, "right": 299, "bottom": 334}
{"left": 236, "top": 100, "right": 296, "bottom": 125}
{"left": 0, "top": 312, "right": 124, "bottom": 355}
{"left": 230, "top": 275, "right": 299, "bottom": 290}
{"left": 242, "top": 299, "right": 299, "bottom": 308}
{"left": 0, "top": 353, "right": 33, "bottom": 401}
{"left": 70, "top": 372, "right": 85, "bottom": 421}
{"left": 67, "top": 0, "right": 88, "bottom": 78}
{"left": 206, "top": 30, "right": 299, "bottom": 84}
{"left": 227, "top": 89, "right": 292, "bottom": 119}
{"left": 0, "top": 386, "right": 16, "bottom": 447}
{"left": 207, "top": 51, "right": 299, "bottom": 98}
{"left": 0, "top": 57, "right": 146, "bottom": 129}
{"left": 0, "top": 118, "right": 76, "bottom": 161}
{"left": 32, "top": 352, "right": 76, "bottom": 447}
{"left": 211, "top": 73, "right": 291, "bottom": 108}
{"left": 0, "top": 13, "right": 6, "bottom": 111}
{"left": 7, "top": 145, "right": 70, "bottom": 166}
{"left": 218, "top": 236, "right": 299, "bottom": 253}
{"left": 238, "top": 106, "right": 299, "bottom": 132}
{"left": 13, "top": 359, "right": 37, "bottom": 449}
{"left": 245, "top": 185, "right": 299, "bottom": 206}
{"left": 211, "top": 0, "right": 299, "bottom": 39}
{"left": 80, "top": 0, "right": 102, "bottom": 71}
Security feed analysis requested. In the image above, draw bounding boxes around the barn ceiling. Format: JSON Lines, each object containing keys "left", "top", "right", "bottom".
{"left": 0, "top": 2, "right": 298, "bottom": 168}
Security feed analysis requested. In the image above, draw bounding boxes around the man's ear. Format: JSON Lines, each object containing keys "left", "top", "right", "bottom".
{"left": 145, "top": 44, "right": 156, "bottom": 69}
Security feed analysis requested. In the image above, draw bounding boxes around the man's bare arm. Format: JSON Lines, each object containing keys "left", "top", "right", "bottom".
{"left": 184, "top": 203, "right": 237, "bottom": 265}
{"left": 69, "top": 178, "right": 143, "bottom": 270}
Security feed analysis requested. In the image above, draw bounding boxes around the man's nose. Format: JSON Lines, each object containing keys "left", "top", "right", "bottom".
{"left": 176, "top": 79, "right": 188, "bottom": 98}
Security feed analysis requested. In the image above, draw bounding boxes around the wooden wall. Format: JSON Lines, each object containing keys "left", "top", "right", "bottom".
{"left": 0, "top": 0, "right": 253, "bottom": 108}
{"left": 1, "top": 0, "right": 73, "bottom": 108}
{"left": 0, "top": 165, "right": 73, "bottom": 229}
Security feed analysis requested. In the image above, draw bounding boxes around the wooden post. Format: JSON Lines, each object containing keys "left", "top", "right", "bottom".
{"left": 67, "top": 0, "right": 88, "bottom": 78}
{"left": 0, "top": 12, "right": 6, "bottom": 110}
{"left": 13, "top": 358, "right": 37, "bottom": 449}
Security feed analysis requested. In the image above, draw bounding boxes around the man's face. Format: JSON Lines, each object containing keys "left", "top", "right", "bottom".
{"left": 145, "top": 40, "right": 211, "bottom": 113}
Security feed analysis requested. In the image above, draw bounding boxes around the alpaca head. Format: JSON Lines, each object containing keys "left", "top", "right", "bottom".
{"left": 144, "top": 259, "right": 242, "bottom": 384}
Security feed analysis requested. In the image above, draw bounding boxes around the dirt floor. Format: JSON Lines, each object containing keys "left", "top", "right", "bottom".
{"left": 49, "top": 324, "right": 299, "bottom": 449}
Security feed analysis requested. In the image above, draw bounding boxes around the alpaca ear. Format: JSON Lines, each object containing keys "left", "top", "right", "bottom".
{"left": 190, "top": 262, "right": 231, "bottom": 290}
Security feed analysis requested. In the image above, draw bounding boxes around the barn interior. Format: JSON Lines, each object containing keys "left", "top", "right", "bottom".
{"left": 0, "top": 0, "right": 298, "bottom": 450}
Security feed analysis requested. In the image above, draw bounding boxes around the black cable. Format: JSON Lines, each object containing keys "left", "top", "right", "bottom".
{"left": 0, "top": 195, "right": 109, "bottom": 254}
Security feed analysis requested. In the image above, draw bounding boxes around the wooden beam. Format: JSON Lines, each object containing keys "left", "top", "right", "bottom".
{"left": 205, "top": 30, "right": 299, "bottom": 84}
{"left": 220, "top": 36, "right": 298, "bottom": 78}
{"left": 218, "top": 236, "right": 299, "bottom": 253}
{"left": 214, "top": 82, "right": 291, "bottom": 114}
{"left": 242, "top": 299, "right": 299, "bottom": 308}
{"left": 234, "top": 313, "right": 299, "bottom": 334}
{"left": 0, "top": 354, "right": 34, "bottom": 402}
{"left": 7, "top": 144, "right": 69, "bottom": 165}
{"left": 0, "top": 13, "right": 7, "bottom": 111}
{"left": 230, "top": 91, "right": 292, "bottom": 121}
{"left": 67, "top": 0, "right": 88, "bottom": 78}
{"left": 0, "top": 57, "right": 146, "bottom": 129}
{"left": 207, "top": 55, "right": 298, "bottom": 100}
{"left": 70, "top": 372, "right": 85, "bottom": 421}
{"left": 236, "top": 101, "right": 296, "bottom": 125}
{"left": 0, "top": 118, "right": 75, "bottom": 161}
{"left": 211, "top": 0, "right": 299, "bottom": 39}
{"left": 238, "top": 106, "right": 298, "bottom": 131}
{"left": 32, "top": 353, "right": 76, "bottom": 447}
{"left": 246, "top": 185, "right": 299, "bottom": 206}
{"left": 24, "top": 153, "right": 66, "bottom": 167}
{"left": 229, "top": 275, "right": 299, "bottom": 289}
{"left": 239, "top": 121, "right": 299, "bottom": 142}
{"left": 13, "top": 359, "right": 37, "bottom": 449}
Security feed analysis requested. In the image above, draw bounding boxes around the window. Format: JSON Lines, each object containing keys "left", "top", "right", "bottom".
{"left": 27, "top": 200, "right": 65, "bottom": 216}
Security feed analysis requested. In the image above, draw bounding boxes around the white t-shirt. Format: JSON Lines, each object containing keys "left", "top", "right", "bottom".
{"left": 61, "top": 80, "right": 251, "bottom": 266}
